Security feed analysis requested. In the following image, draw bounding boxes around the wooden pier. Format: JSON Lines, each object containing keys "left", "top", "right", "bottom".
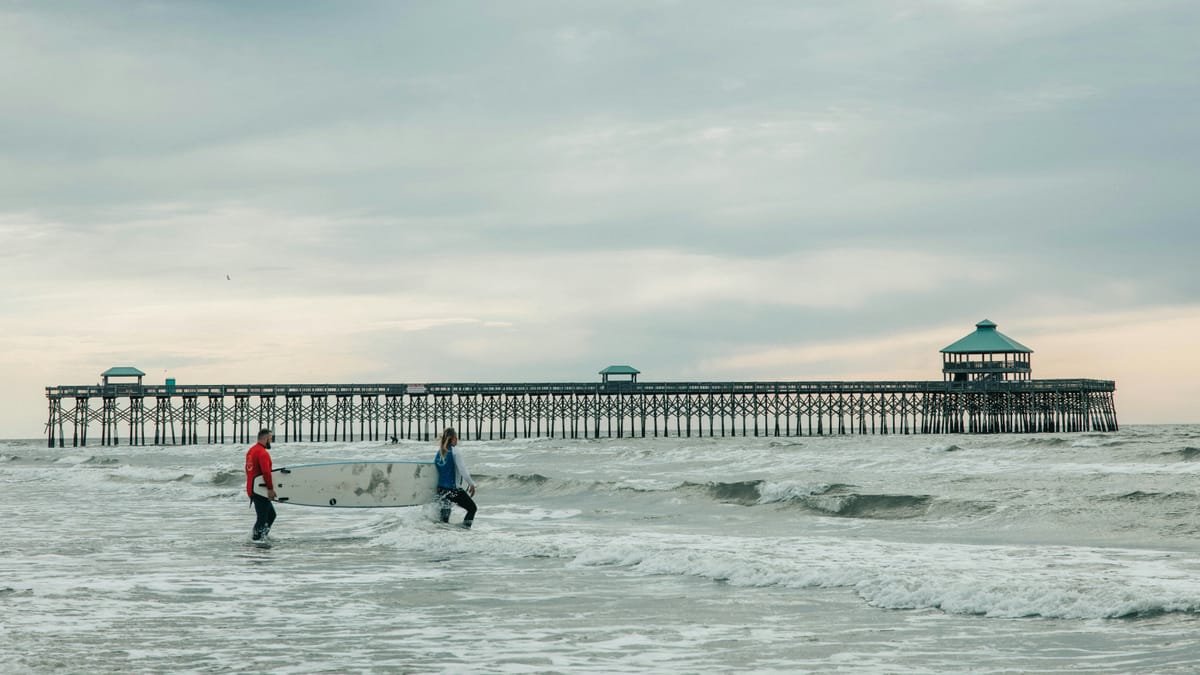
{"left": 42, "top": 322, "right": 1119, "bottom": 447}
{"left": 43, "top": 378, "right": 1118, "bottom": 447}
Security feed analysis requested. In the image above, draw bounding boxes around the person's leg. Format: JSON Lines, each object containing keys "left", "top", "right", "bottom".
{"left": 261, "top": 498, "right": 277, "bottom": 538}
{"left": 250, "top": 494, "right": 271, "bottom": 540}
{"left": 451, "top": 490, "right": 477, "bottom": 528}
{"left": 437, "top": 488, "right": 453, "bottom": 523}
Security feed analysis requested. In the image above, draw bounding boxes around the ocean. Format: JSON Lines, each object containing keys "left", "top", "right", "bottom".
{"left": 2, "top": 426, "right": 1200, "bottom": 674}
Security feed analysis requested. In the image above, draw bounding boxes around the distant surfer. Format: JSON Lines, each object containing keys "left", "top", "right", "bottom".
{"left": 434, "top": 427, "right": 477, "bottom": 528}
{"left": 245, "top": 429, "right": 277, "bottom": 542}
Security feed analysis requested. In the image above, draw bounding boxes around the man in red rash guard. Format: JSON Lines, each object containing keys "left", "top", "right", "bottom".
{"left": 245, "top": 429, "right": 278, "bottom": 542}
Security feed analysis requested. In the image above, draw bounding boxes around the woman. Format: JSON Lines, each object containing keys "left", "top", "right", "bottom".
{"left": 434, "top": 427, "right": 477, "bottom": 528}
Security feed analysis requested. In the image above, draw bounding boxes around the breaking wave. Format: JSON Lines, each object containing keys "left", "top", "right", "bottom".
{"left": 758, "top": 482, "right": 933, "bottom": 519}
{"left": 680, "top": 480, "right": 764, "bottom": 506}
{"left": 1095, "top": 491, "right": 1196, "bottom": 504}
{"left": 488, "top": 474, "right": 936, "bottom": 519}
{"left": 1169, "top": 446, "right": 1200, "bottom": 461}
{"left": 799, "top": 491, "right": 933, "bottom": 519}
{"left": 80, "top": 456, "right": 123, "bottom": 466}
{"left": 210, "top": 470, "right": 244, "bottom": 487}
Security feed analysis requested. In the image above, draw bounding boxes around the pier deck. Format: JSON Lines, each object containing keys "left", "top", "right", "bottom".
{"left": 44, "top": 379, "right": 1118, "bottom": 447}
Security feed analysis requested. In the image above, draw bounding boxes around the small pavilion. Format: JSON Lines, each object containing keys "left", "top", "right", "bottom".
{"left": 101, "top": 366, "right": 145, "bottom": 387}
{"left": 600, "top": 365, "right": 640, "bottom": 384}
{"left": 940, "top": 320, "right": 1032, "bottom": 382}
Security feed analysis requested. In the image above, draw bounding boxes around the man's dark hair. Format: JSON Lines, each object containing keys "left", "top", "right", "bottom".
{"left": 257, "top": 429, "right": 273, "bottom": 441}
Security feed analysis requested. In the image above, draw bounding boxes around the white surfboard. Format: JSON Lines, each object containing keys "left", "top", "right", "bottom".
{"left": 253, "top": 460, "right": 437, "bottom": 508}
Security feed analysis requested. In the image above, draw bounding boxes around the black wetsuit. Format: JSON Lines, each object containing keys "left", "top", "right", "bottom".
{"left": 250, "top": 493, "right": 276, "bottom": 540}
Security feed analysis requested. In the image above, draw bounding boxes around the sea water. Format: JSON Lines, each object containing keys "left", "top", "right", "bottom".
{"left": 2, "top": 426, "right": 1200, "bottom": 673}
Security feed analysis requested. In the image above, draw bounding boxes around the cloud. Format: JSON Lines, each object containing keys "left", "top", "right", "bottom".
{"left": 699, "top": 327, "right": 952, "bottom": 380}
{"left": 1, "top": 1, "right": 1198, "bottom": 435}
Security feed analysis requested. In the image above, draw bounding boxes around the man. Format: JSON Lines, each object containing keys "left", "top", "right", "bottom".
{"left": 245, "top": 429, "right": 277, "bottom": 542}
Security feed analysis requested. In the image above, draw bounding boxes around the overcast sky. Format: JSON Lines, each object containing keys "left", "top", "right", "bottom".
{"left": 2, "top": 0, "right": 1198, "bottom": 438}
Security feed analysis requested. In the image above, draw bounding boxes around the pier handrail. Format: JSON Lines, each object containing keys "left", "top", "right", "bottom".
{"left": 45, "top": 378, "right": 1116, "bottom": 399}
{"left": 942, "top": 361, "right": 1032, "bottom": 371}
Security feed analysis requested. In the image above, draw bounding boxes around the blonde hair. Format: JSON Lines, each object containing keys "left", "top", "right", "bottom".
{"left": 439, "top": 427, "right": 457, "bottom": 452}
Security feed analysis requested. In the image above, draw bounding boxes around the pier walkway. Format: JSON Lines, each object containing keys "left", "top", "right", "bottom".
{"left": 44, "top": 378, "right": 1118, "bottom": 447}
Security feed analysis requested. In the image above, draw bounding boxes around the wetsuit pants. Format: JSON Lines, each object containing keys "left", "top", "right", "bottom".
{"left": 250, "top": 493, "right": 276, "bottom": 539}
{"left": 437, "top": 487, "right": 477, "bottom": 527}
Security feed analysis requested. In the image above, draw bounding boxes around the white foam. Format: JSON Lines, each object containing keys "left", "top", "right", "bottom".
{"left": 756, "top": 480, "right": 823, "bottom": 504}
{"left": 487, "top": 507, "right": 582, "bottom": 521}
{"left": 570, "top": 533, "right": 1200, "bottom": 619}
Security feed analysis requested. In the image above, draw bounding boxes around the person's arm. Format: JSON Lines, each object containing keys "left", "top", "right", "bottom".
{"left": 259, "top": 450, "right": 274, "bottom": 489}
{"left": 453, "top": 448, "right": 476, "bottom": 492}
{"left": 259, "top": 449, "right": 277, "bottom": 499}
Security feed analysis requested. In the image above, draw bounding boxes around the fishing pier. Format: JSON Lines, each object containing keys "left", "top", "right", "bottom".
{"left": 43, "top": 321, "right": 1118, "bottom": 447}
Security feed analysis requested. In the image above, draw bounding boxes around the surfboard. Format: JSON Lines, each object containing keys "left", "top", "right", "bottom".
{"left": 253, "top": 460, "right": 437, "bottom": 508}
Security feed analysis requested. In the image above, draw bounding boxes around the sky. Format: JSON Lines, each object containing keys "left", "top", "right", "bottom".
{"left": 2, "top": 0, "right": 1198, "bottom": 438}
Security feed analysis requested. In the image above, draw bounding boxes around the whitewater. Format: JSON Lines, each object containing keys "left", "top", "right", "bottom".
{"left": 3, "top": 426, "right": 1200, "bottom": 673}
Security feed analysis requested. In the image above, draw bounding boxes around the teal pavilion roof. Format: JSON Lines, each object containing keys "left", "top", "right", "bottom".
{"left": 599, "top": 365, "right": 641, "bottom": 375}
{"left": 940, "top": 320, "right": 1032, "bottom": 354}
{"left": 101, "top": 367, "right": 146, "bottom": 377}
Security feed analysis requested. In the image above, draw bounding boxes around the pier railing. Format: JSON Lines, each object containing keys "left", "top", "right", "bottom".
{"left": 44, "top": 378, "right": 1118, "bottom": 447}
{"left": 942, "top": 361, "right": 1032, "bottom": 373}
{"left": 45, "top": 378, "right": 1113, "bottom": 399}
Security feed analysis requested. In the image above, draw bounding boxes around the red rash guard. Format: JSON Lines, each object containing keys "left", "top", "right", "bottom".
{"left": 245, "top": 443, "right": 273, "bottom": 497}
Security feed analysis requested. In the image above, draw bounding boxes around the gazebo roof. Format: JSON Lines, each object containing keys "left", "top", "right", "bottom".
{"left": 599, "top": 365, "right": 641, "bottom": 375}
{"left": 101, "top": 366, "right": 146, "bottom": 377}
{"left": 940, "top": 320, "right": 1032, "bottom": 354}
